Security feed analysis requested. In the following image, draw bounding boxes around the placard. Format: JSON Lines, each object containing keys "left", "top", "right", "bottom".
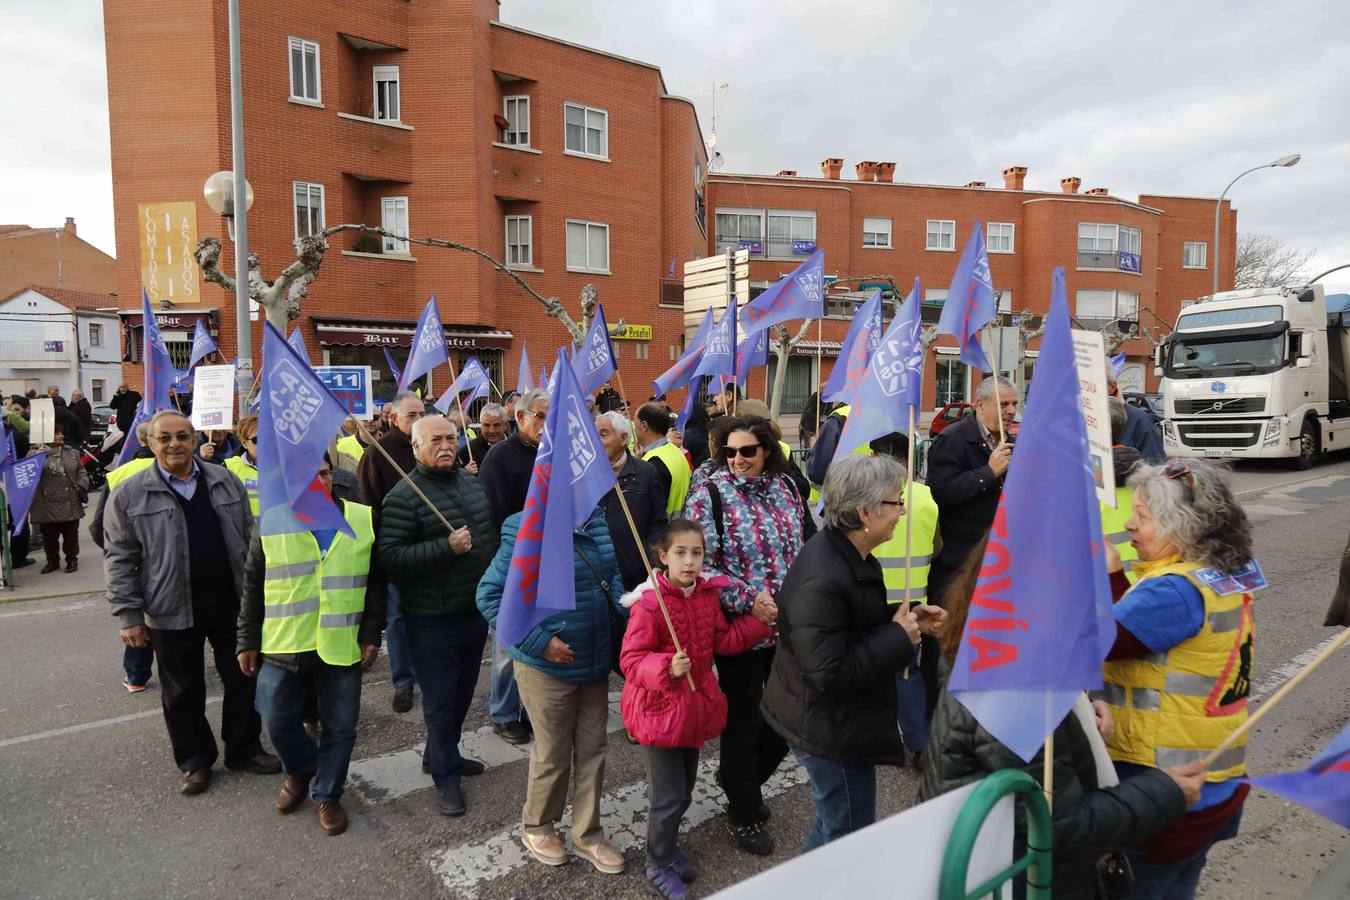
{"left": 1070, "top": 330, "right": 1117, "bottom": 506}
{"left": 191, "top": 365, "right": 236, "bottom": 430}
{"left": 315, "top": 366, "right": 374, "bottom": 417}
{"left": 29, "top": 398, "right": 55, "bottom": 444}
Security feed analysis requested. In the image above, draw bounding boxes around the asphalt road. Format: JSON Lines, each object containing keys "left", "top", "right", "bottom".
{"left": 0, "top": 456, "right": 1347, "bottom": 899}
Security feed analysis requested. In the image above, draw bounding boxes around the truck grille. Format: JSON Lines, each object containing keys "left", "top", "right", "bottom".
{"left": 1174, "top": 397, "right": 1266, "bottom": 415}
{"left": 1177, "top": 422, "right": 1262, "bottom": 448}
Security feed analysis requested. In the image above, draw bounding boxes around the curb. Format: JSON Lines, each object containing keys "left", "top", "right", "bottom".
{"left": 0, "top": 585, "right": 104, "bottom": 605}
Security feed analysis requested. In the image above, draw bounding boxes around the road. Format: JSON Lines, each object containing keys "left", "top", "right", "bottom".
{"left": 1, "top": 457, "right": 1347, "bottom": 898}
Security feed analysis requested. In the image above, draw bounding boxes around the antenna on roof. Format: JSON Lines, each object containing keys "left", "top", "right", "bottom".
{"left": 699, "top": 82, "right": 730, "bottom": 170}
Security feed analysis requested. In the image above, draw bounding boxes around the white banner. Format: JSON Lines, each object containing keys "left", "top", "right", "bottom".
{"left": 191, "top": 365, "right": 237, "bottom": 430}
{"left": 1070, "top": 330, "right": 1117, "bottom": 506}
{"left": 29, "top": 398, "right": 55, "bottom": 444}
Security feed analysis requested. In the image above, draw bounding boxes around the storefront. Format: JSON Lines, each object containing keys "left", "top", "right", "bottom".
{"left": 120, "top": 308, "right": 220, "bottom": 368}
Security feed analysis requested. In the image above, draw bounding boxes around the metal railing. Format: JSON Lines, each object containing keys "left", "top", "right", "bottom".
{"left": 0, "top": 340, "right": 69, "bottom": 364}
{"left": 940, "top": 769, "right": 1053, "bottom": 900}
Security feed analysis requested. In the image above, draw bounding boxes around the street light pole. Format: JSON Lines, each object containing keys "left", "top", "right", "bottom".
{"left": 1213, "top": 153, "right": 1301, "bottom": 298}
{"left": 228, "top": 0, "right": 252, "bottom": 414}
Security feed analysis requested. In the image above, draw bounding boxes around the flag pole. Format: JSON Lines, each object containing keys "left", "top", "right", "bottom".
{"left": 611, "top": 487, "right": 697, "bottom": 691}
{"left": 1043, "top": 731, "right": 1055, "bottom": 810}
{"left": 444, "top": 356, "right": 475, "bottom": 468}
{"left": 987, "top": 323, "right": 1007, "bottom": 444}
{"left": 614, "top": 368, "right": 631, "bottom": 417}
{"left": 814, "top": 319, "right": 824, "bottom": 435}
{"left": 350, "top": 417, "right": 460, "bottom": 535}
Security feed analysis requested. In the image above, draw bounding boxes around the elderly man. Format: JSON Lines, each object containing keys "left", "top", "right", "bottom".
{"left": 111, "top": 383, "right": 142, "bottom": 437}
{"left": 456, "top": 402, "right": 508, "bottom": 469}
{"left": 633, "top": 402, "right": 691, "bottom": 517}
{"left": 356, "top": 390, "right": 424, "bottom": 713}
{"left": 69, "top": 388, "right": 93, "bottom": 436}
{"left": 477, "top": 387, "right": 548, "bottom": 744}
{"left": 1106, "top": 371, "right": 1165, "bottom": 463}
{"left": 377, "top": 415, "right": 498, "bottom": 816}
{"left": 594, "top": 411, "right": 667, "bottom": 591}
{"left": 104, "top": 410, "right": 279, "bottom": 794}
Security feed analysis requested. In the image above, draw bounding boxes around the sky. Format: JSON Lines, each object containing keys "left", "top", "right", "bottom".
{"left": 4, "top": 0, "right": 1348, "bottom": 293}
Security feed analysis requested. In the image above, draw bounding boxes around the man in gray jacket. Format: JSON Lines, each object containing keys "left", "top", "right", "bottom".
{"left": 105, "top": 410, "right": 279, "bottom": 795}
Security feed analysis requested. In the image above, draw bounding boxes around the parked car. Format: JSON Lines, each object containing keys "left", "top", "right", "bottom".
{"left": 929, "top": 401, "right": 975, "bottom": 438}
{"left": 89, "top": 405, "right": 115, "bottom": 443}
{"left": 1123, "top": 391, "right": 1164, "bottom": 436}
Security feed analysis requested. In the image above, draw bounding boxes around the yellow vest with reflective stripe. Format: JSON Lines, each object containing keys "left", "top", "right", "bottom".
{"left": 1101, "top": 486, "right": 1139, "bottom": 585}
{"left": 224, "top": 456, "right": 260, "bottom": 517}
{"left": 644, "top": 441, "right": 691, "bottom": 517}
{"left": 335, "top": 433, "right": 365, "bottom": 463}
{"left": 259, "top": 501, "right": 374, "bottom": 666}
{"left": 778, "top": 440, "right": 793, "bottom": 468}
{"left": 873, "top": 482, "right": 939, "bottom": 604}
{"left": 1102, "top": 556, "right": 1254, "bottom": 781}
{"left": 106, "top": 456, "right": 156, "bottom": 491}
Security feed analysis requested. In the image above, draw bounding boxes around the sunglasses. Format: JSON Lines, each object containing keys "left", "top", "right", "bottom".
{"left": 1163, "top": 458, "right": 1196, "bottom": 488}
{"left": 723, "top": 444, "right": 763, "bottom": 459}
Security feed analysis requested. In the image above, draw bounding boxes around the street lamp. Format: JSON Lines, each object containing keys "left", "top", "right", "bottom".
{"left": 1213, "top": 153, "right": 1301, "bottom": 297}
{"left": 202, "top": 171, "right": 254, "bottom": 240}
{"left": 204, "top": 169, "right": 255, "bottom": 413}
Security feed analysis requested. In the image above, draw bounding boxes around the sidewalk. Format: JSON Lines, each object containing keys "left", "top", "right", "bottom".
{"left": 2, "top": 495, "right": 107, "bottom": 603}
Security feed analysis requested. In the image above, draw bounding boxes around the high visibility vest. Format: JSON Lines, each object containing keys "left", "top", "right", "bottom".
{"left": 105, "top": 456, "right": 155, "bottom": 491}
{"left": 644, "top": 441, "right": 692, "bottom": 517}
{"left": 1102, "top": 556, "right": 1255, "bottom": 782}
{"left": 1101, "top": 485, "right": 1139, "bottom": 584}
{"left": 224, "top": 455, "right": 260, "bottom": 517}
{"left": 807, "top": 406, "right": 871, "bottom": 505}
{"left": 259, "top": 501, "right": 374, "bottom": 666}
{"left": 873, "top": 482, "right": 939, "bottom": 604}
{"left": 777, "top": 440, "right": 793, "bottom": 467}
{"left": 335, "top": 433, "right": 365, "bottom": 463}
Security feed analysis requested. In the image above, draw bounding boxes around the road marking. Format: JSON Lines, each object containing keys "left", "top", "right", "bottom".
{"left": 1252, "top": 632, "right": 1344, "bottom": 703}
{"left": 0, "top": 697, "right": 220, "bottom": 750}
{"left": 429, "top": 756, "right": 809, "bottom": 898}
{"left": 0, "top": 600, "right": 96, "bottom": 619}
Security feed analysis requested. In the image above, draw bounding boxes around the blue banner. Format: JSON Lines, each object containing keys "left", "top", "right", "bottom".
{"left": 653, "top": 307, "right": 714, "bottom": 397}
{"left": 435, "top": 357, "right": 491, "bottom": 414}
{"left": 694, "top": 298, "right": 738, "bottom": 380}
{"left": 188, "top": 319, "right": 218, "bottom": 370}
{"left": 741, "top": 249, "right": 825, "bottom": 335}
{"left": 398, "top": 296, "right": 450, "bottom": 392}
{"left": 315, "top": 366, "right": 373, "bottom": 417}
{"left": 822, "top": 289, "right": 884, "bottom": 403}
{"left": 1248, "top": 722, "right": 1350, "bottom": 829}
{"left": 516, "top": 339, "right": 534, "bottom": 396}
{"left": 832, "top": 279, "right": 923, "bottom": 461}
{"left": 937, "top": 221, "right": 996, "bottom": 372}
{"left": 573, "top": 305, "right": 617, "bottom": 396}
{"left": 2, "top": 451, "right": 46, "bottom": 536}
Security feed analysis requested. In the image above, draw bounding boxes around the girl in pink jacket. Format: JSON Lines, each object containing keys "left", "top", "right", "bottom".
{"left": 620, "top": 520, "right": 771, "bottom": 899}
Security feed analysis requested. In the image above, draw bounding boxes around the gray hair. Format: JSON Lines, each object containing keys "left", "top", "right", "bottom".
{"left": 135, "top": 421, "right": 153, "bottom": 443}
{"left": 518, "top": 388, "right": 549, "bottom": 414}
{"left": 411, "top": 414, "right": 456, "bottom": 445}
{"left": 594, "top": 410, "right": 633, "bottom": 440}
{"left": 1108, "top": 397, "right": 1128, "bottom": 443}
{"left": 820, "top": 454, "right": 906, "bottom": 532}
{"left": 1128, "top": 460, "right": 1252, "bottom": 573}
{"left": 146, "top": 408, "right": 191, "bottom": 435}
{"left": 479, "top": 402, "right": 507, "bottom": 422}
{"left": 390, "top": 390, "right": 422, "bottom": 411}
{"left": 974, "top": 376, "right": 1016, "bottom": 404}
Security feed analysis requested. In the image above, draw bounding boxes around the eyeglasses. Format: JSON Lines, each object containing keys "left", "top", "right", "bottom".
{"left": 316, "top": 468, "right": 333, "bottom": 479}
{"left": 524, "top": 409, "right": 547, "bottom": 422}
{"left": 155, "top": 432, "right": 195, "bottom": 445}
{"left": 397, "top": 409, "right": 425, "bottom": 420}
{"left": 880, "top": 500, "right": 905, "bottom": 509}
{"left": 723, "top": 444, "right": 763, "bottom": 459}
{"left": 1164, "top": 458, "right": 1196, "bottom": 488}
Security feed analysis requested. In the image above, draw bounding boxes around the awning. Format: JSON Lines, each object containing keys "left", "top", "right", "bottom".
{"left": 791, "top": 340, "right": 843, "bottom": 359}
{"left": 120, "top": 308, "right": 219, "bottom": 330}
{"left": 313, "top": 317, "right": 513, "bottom": 350}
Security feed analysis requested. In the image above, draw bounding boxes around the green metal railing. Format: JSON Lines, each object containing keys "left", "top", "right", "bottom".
{"left": 939, "top": 770, "right": 1053, "bottom": 900}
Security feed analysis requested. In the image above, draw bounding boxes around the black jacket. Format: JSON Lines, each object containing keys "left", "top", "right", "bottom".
{"left": 236, "top": 497, "right": 388, "bottom": 670}
{"left": 455, "top": 435, "right": 496, "bottom": 469}
{"left": 761, "top": 528, "right": 916, "bottom": 767}
{"left": 111, "top": 390, "right": 141, "bottom": 432}
{"left": 69, "top": 397, "right": 93, "bottom": 434}
{"left": 478, "top": 432, "right": 537, "bottom": 530}
{"left": 356, "top": 428, "right": 415, "bottom": 525}
{"left": 926, "top": 414, "right": 1004, "bottom": 582}
{"left": 805, "top": 409, "right": 846, "bottom": 486}
{"left": 599, "top": 453, "right": 668, "bottom": 590}
{"left": 1121, "top": 403, "right": 1165, "bottom": 463}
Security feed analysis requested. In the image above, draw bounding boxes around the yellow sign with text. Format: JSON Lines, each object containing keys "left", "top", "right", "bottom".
{"left": 611, "top": 324, "right": 653, "bottom": 341}
{"left": 139, "top": 202, "right": 199, "bottom": 304}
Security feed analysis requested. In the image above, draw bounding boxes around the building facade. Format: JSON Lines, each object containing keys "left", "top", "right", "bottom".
{"left": 0, "top": 219, "right": 116, "bottom": 302}
{"left": 0, "top": 287, "right": 124, "bottom": 403}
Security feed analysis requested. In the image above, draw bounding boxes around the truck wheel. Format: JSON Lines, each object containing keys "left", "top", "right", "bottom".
{"left": 1292, "top": 420, "right": 1319, "bottom": 470}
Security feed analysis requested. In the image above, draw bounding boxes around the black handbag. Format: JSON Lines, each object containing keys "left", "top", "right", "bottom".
{"left": 1096, "top": 850, "right": 1134, "bottom": 898}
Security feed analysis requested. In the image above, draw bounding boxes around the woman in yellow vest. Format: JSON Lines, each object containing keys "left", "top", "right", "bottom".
{"left": 1103, "top": 458, "right": 1257, "bottom": 899}
{"left": 224, "top": 414, "right": 260, "bottom": 517}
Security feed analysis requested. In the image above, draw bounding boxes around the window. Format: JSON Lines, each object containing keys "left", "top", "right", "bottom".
{"left": 566, "top": 220, "right": 609, "bottom": 273}
{"left": 1120, "top": 226, "right": 1142, "bottom": 257}
{"left": 1076, "top": 289, "right": 1140, "bottom": 328}
{"left": 373, "top": 65, "right": 399, "bottom": 122}
{"left": 288, "top": 37, "right": 321, "bottom": 102}
{"left": 927, "top": 219, "right": 956, "bottom": 251}
{"left": 694, "top": 160, "right": 706, "bottom": 230}
{"left": 863, "top": 217, "right": 892, "bottom": 248}
{"left": 936, "top": 357, "right": 968, "bottom": 405}
{"left": 987, "top": 222, "right": 1015, "bottom": 254}
{"left": 91, "top": 379, "right": 105, "bottom": 403}
{"left": 503, "top": 95, "right": 530, "bottom": 146}
{"left": 1078, "top": 223, "right": 1117, "bottom": 254}
{"left": 381, "top": 197, "right": 409, "bottom": 253}
{"left": 766, "top": 209, "right": 815, "bottom": 258}
{"left": 1079, "top": 223, "right": 1143, "bottom": 271}
{"left": 89, "top": 322, "right": 103, "bottom": 347}
{"left": 505, "top": 215, "right": 532, "bottom": 267}
{"left": 293, "top": 181, "right": 324, "bottom": 239}
{"left": 1183, "top": 241, "right": 1207, "bottom": 269}
{"left": 766, "top": 356, "right": 814, "bottom": 415}
{"left": 714, "top": 207, "right": 764, "bottom": 255}
{"left": 564, "top": 103, "right": 607, "bottom": 158}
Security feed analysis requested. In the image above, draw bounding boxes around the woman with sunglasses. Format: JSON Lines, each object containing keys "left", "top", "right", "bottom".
{"left": 682, "top": 415, "right": 807, "bottom": 855}
{"left": 1102, "top": 458, "right": 1257, "bottom": 899}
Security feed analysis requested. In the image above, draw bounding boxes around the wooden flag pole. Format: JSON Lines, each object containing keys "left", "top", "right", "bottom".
{"left": 613, "top": 368, "right": 632, "bottom": 416}
{"left": 350, "top": 417, "right": 460, "bottom": 535}
{"left": 987, "top": 323, "right": 1007, "bottom": 444}
{"left": 814, "top": 318, "right": 824, "bottom": 436}
{"left": 1043, "top": 732, "right": 1055, "bottom": 810}
{"left": 612, "top": 486, "right": 697, "bottom": 691}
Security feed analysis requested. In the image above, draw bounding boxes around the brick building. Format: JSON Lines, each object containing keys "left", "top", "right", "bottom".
{"left": 0, "top": 219, "right": 116, "bottom": 300}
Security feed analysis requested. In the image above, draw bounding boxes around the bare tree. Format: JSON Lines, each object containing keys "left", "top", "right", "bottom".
{"left": 768, "top": 320, "right": 813, "bottom": 418}
{"left": 1234, "top": 233, "right": 1316, "bottom": 290}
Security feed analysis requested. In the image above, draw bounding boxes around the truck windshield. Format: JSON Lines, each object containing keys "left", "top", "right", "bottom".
{"left": 1166, "top": 333, "right": 1286, "bottom": 378}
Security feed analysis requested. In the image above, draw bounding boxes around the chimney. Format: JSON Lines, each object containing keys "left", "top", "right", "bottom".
{"left": 876, "top": 161, "right": 896, "bottom": 183}
{"left": 64, "top": 217, "right": 77, "bottom": 235}
{"left": 776, "top": 169, "right": 797, "bottom": 177}
{"left": 855, "top": 161, "right": 878, "bottom": 182}
{"left": 1086, "top": 187, "right": 1110, "bottom": 196}
{"left": 1060, "top": 176, "right": 1082, "bottom": 194}
{"left": 1002, "top": 166, "right": 1027, "bottom": 190}
{"left": 821, "top": 157, "right": 843, "bottom": 180}
{"left": 964, "top": 180, "right": 987, "bottom": 188}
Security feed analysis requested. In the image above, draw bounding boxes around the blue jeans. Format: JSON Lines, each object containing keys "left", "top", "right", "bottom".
{"left": 488, "top": 631, "right": 525, "bottom": 725}
{"left": 790, "top": 746, "right": 877, "bottom": 854}
{"left": 1127, "top": 805, "right": 1243, "bottom": 900}
{"left": 385, "top": 583, "right": 415, "bottom": 690}
{"left": 123, "top": 643, "right": 154, "bottom": 687}
{"left": 895, "top": 665, "right": 928, "bottom": 753}
{"left": 255, "top": 655, "right": 362, "bottom": 804}
{"left": 406, "top": 613, "right": 488, "bottom": 786}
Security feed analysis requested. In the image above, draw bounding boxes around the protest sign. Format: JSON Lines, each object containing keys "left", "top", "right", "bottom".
{"left": 190, "top": 365, "right": 236, "bottom": 430}
{"left": 1070, "top": 329, "right": 1116, "bottom": 506}
{"left": 315, "top": 366, "right": 374, "bottom": 417}
{"left": 29, "top": 398, "right": 55, "bottom": 445}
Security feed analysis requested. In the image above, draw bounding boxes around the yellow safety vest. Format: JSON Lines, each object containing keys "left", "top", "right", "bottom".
{"left": 224, "top": 456, "right": 260, "bottom": 517}
{"left": 1100, "top": 485, "right": 1139, "bottom": 585}
{"left": 873, "top": 482, "right": 939, "bottom": 604}
{"left": 335, "top": 433, "right": 366, "bottom": 463}
{"left": 807, "top": 406, "right": 872, "bottom": 506}
{"left": 1102, "top": 556, "right": 1254, "bottom": 781}
{"left": 259, "top": 501, "right": 374, "bottom": 666}
{"left": 105, "top": 456, "right": 156, "bottom": 491}
{"left": 644, "top": 441, "right": 691, "bottom": 517}
{"left": 777, "top": 440, "right": 793, "bottom": 467}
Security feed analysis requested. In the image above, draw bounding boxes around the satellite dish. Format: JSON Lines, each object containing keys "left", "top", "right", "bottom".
{"left": 705, "top": 133, "right": 718, "bottom": 151}
{"left": 711, "top": 151, "right": 725, "bottom": 170}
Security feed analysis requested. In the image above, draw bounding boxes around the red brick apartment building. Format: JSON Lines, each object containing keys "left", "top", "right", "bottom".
{"left": 105, "top": 0, "right": 1234, "bottom": 416}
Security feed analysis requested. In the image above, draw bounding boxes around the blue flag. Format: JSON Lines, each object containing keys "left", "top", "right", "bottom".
{"left": 654, "top": 308, "right": 714, "bottom": 397}
{"left": 516, "top": 340, "right": 534, "bottom": 395}
{"left": 741, "top": 249, "right": 825, "bottom": 334}
{"left": 256, "top": 323, "right": 353, "bottom": 538}
{"left": 398, "top": 296, "right": 449, "bottom": 392}
{"left": 113, "top": 400, "right": 151, "bottom": 468}
{"left": 140, "top": 289, "right": 174, "bottom": 413}
{"left": 1248, "top": 722, "right": 1350, "bottom": 829}
{"left": 694, "top": 297, "right": 738, "bottom": 380}
{"left": 937, "top": 221, "right": 996, "bottom": 372}
{"left": 496, "top": 349, "right": 618, "bottom": 646}
{"left": 381, "top": 347, "right": 403, "bottom": 386}
{"left": 0, "top": 428, "right": 14, "bottom": 467}
{"left": 188, "top": 319, "right": 218, "bottom": 370}
{"left": 734, "top": 329, "right": 770, "bottom": 388}
{"left": 675, "top": 377, "right": 705, "bottom": 431}
{"left": 2, "top": 451, "right": 46, "bottom": 536}
{"left": 435, "top": 356, "right": 491, "bottom": 414}
{"left": 832, "top": 279, "right": 924, "bottom": 462}
{"left": 288, "top": 326, "right": 311, "bottom": 362}
{"left": 1110, "top": 350, "right": 1126, "bottom": 378}
{"left": 668, "top": 256, "right": 678, "bottom": 279}
{"left": 574, "top": 305, "right": 618, "bottom": 396}
{"left": 822, "top": 290, "right": 884, "bottom": 403}
{"left": 947, "top": 267, "right": 1115, "bottom": 763}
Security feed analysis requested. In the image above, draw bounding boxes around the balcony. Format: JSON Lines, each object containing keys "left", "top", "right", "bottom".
{"left": 336, "top": 113, "right": 412, "bottom": 183}
{"left": 492, "top": 142, "right": 545, "bottom": 202}
{"left": 714, "top": 235, "right": 816, "bottom": 260}
{"left": 1077, "top": 249, "right": 1143, "bottom": 274}
{"left": 0, "top": 340, "right": 72, "bottom": 368}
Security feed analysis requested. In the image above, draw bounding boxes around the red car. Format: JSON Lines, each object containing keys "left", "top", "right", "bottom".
{"left": 929, "top": 401, "right": 975, "bottom": 438}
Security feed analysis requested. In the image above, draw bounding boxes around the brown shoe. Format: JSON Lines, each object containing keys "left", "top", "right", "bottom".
{"left": 521, "top": 830, "right": 568, "bottom": 867}
{"left": 180, "top": 768, "right": 211, "bottom": 796}
{"left": 317, "top": 800, "right": 348, "bottom": 835}
{"left": 573, "top": 838, "right": 626, "bottom": 875}
{"left": 276, "top": 774, "right": 312, "bottom": 814}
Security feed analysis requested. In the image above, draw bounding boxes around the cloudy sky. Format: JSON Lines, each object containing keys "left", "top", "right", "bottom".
{"left": 5, "top": 0, "right": 1348, "bottom": 291}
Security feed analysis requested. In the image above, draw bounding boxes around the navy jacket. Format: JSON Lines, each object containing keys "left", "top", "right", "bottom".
{"left": 599, "top": 453, "right": 668, "bottom": 591}
{"left": 1121, "top": 403, "right": 1165, "bottom": 463}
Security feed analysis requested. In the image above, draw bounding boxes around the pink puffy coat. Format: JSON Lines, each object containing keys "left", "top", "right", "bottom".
{"left": 620, "top": 570, "right": 772, "bottom": 749}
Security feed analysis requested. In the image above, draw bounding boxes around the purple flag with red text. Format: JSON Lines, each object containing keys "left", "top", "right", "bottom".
{"left": 2, "top": 450, "right": 46, "bottom": 536}
{"left": 741, "top": 250, "right": 825, "bottom": 335}
{"left": 116, "top": 289, "right": 176, "bottom": 467}
{"left": 947, "top": 267, "right": 1115, "bottom": 762}
{"left": 434, "top": 357, "right": 491, "bottom": 414}
{"left": 573, "top": 304, "right": 618, "bottom": 396}
{"left": 188, "top": 319, "right": 219, "bottom": 370}
{"left": 398, "top": 296, "right": 449, "bottom": 392}
{"left": 1248, "top": 722, "right": 1350, "bottom": 828}
{"left": 694, "top": 297, "right": 738, "bottom": 380}
{"left": 822, "top": 289, "right": 884, "bottom": 403}
{"left": 937, "top": 221, "right": 996, "bottom": 372}
{"left": 496, "top": 349, "right": 618, "bottom": 646}
{"left": 653, "top": 307, "right": 714, "bottom": 397}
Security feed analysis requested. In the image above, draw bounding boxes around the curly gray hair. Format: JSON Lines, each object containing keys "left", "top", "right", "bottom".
{"left": 820, "top": 454, "right": 906, "bottom": 532}
{"left": 1128, "top": 459, "right": 1252, "bottom": 573}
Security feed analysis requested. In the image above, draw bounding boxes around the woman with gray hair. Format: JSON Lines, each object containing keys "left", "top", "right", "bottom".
{"left": 1101, "top": 458, "right": 1257, "bottom": 899}
{"left": 761, "top": 455, "right": 945, "bottom": 853}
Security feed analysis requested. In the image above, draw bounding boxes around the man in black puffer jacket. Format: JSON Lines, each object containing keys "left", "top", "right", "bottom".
{"left": 376, "top": 415, "right": 498, "bottom": 817}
